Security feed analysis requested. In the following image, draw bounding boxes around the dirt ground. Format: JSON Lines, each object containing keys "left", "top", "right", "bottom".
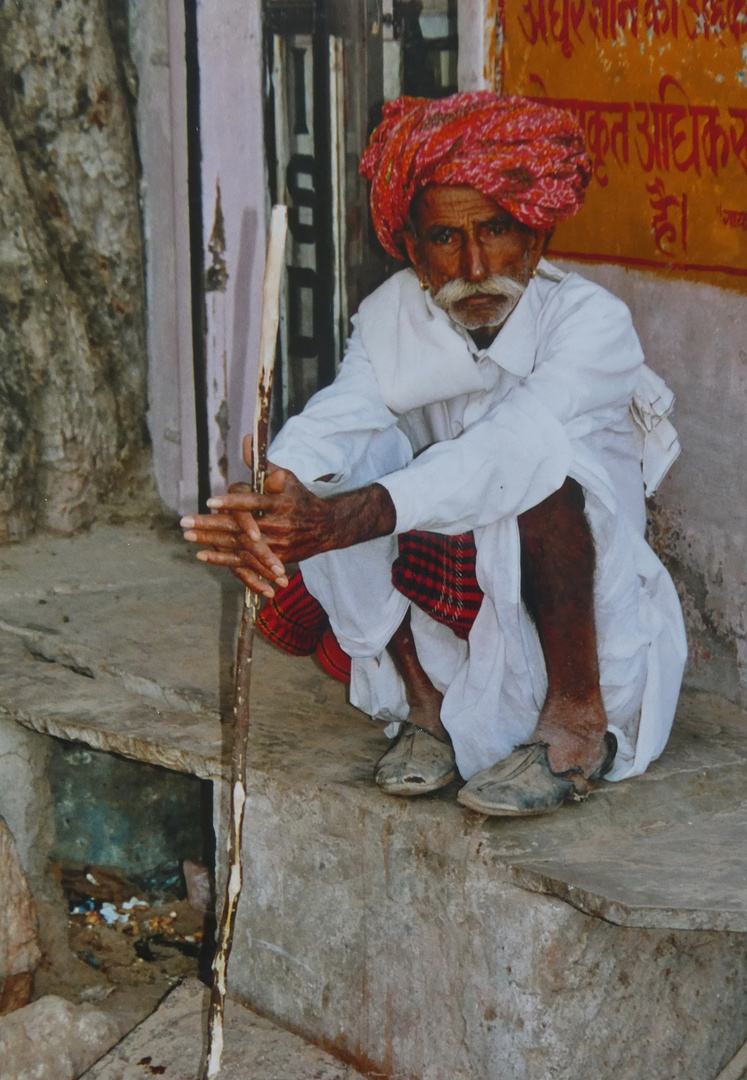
{"left": 33, "top": 862, "right": 211, "bottom": 1039}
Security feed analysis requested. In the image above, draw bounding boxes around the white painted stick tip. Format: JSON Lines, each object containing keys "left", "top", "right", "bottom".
{"left": 205, "top": 1025, "right": 224, "bottom": 1079}
{"left": 258, "top": 206, "right": 288, "bottom": 378}
{"left": 252, "top": 204, "right": 288, "bottom": 481}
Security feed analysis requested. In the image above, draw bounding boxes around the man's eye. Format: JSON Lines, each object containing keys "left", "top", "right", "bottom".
{"left": 430, "top": 229, "right": 458, "bottom": 245}
{"left": 485, "top": 223, "right": 509, "bottom": 238}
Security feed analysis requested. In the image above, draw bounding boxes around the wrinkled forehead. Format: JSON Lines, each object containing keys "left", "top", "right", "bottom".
{"left": 408, "top": 183, "right": 525, "bottom": 234}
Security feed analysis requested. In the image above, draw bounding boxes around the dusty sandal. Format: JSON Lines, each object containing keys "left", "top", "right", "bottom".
{"left": 456, "top": 732, "right": 617, "bottom": 817}
{"left": 375, "top": 722, "right": 456, "bottom": 796}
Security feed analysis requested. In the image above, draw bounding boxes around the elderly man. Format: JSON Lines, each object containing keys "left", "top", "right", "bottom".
{"left": 182, "top": 92, "right": 686, "bottom": 816}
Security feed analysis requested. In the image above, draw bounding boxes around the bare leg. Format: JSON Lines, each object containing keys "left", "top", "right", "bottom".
{"left": 387, "top": 609, "right": 450, "bottom": 744}
{"left": 519, "top": 478, "right": 608, "bottom": 784}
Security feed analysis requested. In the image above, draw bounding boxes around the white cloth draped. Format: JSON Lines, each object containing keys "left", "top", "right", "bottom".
{"left": 269, "top": 262, "right": 687, "bottom": 782}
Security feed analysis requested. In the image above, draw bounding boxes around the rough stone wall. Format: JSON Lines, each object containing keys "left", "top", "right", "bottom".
{"left": 0, "top": 0, "right": 148, "bottom": 540}
{"left": 0, "top": 816, "right": 40, "bottom": 983}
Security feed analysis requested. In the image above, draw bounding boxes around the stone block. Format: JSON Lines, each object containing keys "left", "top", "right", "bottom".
{"left": 0, "top": 994, "right": 119, "bottom": 1080}
{"left": 227, "top": 756, "right": 747, "bottom": 1080}
{"left": 0, "top": 720, "right": 56, "bottom": 894}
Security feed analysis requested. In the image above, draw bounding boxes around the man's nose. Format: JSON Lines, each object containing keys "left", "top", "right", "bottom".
{"left": 461, "top": 236, "right": 487, "bottom": 282}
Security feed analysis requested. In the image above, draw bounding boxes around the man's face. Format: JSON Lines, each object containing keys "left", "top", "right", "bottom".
{"left": 403, "top": 185, "right": 546, "bottom": 335}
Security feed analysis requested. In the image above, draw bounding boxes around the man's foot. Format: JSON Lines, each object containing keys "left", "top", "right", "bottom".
{"left": 529, "top": 696, "right": 609, "bottom": 788}
{"left": 375, "top": 722, "right": 457, "bottom": 796}
{"left": 457, "top": 732, "right": 617, "bottom": 817}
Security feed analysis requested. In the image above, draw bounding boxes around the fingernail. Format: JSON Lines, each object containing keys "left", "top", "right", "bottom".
{"left": 249, "top": 530, "right": 260, "bottom": 542}
{"left": 207, "top": 498, "right": 222, "bottom": 508}
{"left": 276, "top": 576, "right": 289, "bottom": 588}
{"left": 183, "top": 531, "right": 197, "bottom": 541}
{"left": 196, "top": 551, "right": 209, "bottom": 561}
{"left": 180, "top": 516, "right": 195, "bottom": 528}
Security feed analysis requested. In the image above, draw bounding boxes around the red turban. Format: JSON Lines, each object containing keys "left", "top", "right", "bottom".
{"left": 359, "top": 91, "right": 592, "bottom": 259}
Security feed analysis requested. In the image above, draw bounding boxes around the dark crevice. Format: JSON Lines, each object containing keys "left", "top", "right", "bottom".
{"left": 26, "top": 647, "right": 95, "bottom": 680}
{"left": 183, "top": 0, "right": 211, "bottom": 512}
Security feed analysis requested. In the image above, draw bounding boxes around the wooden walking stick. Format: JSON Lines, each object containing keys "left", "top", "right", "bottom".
{"left": 202, "top": 204, "right": 288, "bottom": 1079}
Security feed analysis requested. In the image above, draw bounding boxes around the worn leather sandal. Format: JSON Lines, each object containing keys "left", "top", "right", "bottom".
{"left": 375, "top": 722, "right": 457, "bottom": 796}
{"left": 456, "top": 731, "right": 618, "bottom": 817}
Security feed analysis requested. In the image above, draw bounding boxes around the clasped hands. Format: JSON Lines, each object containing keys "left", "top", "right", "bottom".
{"left": 181, "top": 435, "right": 397, "bottom": 599}
{"left": 181, "top": 464, "right": 334, "bottom": 600}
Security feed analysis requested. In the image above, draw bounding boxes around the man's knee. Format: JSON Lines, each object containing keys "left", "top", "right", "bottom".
{"left": 518, "top": 477, "right": 586, "bottom": 546}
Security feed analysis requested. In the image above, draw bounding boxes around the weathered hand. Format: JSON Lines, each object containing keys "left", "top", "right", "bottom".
{"left": 209, "top": 467, "right": 395, "bottom": 559}
{"left": 182, "top": 439, "right": 397, "bottom": 599}
{"left": 181, "top": 465, "right": 292, "bottom": 599}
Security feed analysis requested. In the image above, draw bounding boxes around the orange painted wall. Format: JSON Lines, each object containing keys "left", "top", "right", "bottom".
{"left": 500, "top": 0, "right": 747, "bottom": 291}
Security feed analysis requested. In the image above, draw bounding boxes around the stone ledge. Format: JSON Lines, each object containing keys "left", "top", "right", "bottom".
{"left": 1, "top": 522, "right": 747, "bottom": 936}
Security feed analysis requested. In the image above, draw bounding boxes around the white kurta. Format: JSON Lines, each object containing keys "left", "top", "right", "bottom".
{"left": 269, "top": 262, "right": 687, "bottom": 782}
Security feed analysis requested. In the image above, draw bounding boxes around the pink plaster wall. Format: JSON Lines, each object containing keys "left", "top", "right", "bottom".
{"left": 198, "top": 0, "right": 268, "bottom": 494}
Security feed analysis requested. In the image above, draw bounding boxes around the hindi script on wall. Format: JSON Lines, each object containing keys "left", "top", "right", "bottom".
{"left": 501, "top": 0, "right": 747, "bottom": 285}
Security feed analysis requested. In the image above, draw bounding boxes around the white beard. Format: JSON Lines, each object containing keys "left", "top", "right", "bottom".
{"left": 431, "top": 272, "right": 528, "bottom": 332}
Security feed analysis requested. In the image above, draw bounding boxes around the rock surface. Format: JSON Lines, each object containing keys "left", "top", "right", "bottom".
{"left": 0, "top": 816, "right": 40, "bottom": 1015}
{"left": 0, "top": 994, "right": 120, "bottom": 1080}
{"left": 0, "top": 0, "right": 148, "bottom": 539}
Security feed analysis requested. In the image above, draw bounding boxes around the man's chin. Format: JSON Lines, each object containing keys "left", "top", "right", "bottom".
{"left": 448, "top": 298, "right": 515, "bottom": 331}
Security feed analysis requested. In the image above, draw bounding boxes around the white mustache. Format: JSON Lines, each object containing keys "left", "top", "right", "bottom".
{"left": 433, "top": 274, "right": 527, "bottom": 307}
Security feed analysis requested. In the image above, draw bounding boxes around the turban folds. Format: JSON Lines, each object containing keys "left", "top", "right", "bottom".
{"left": 359, "top": 91, "right": 592, "bottom": 260}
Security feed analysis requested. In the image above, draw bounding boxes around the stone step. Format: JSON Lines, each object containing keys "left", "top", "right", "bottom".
{"left": 2, "top": 523, "right": 747, "bottom": 1078}
{"left": 1, "top": 523, "right": 747, "bottom": 934}
{"left": 81, "top": 977, "right": 365, "bottom": 1080}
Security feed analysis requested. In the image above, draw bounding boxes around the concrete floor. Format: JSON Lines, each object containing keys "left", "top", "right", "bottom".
{"left": 1, "top": 521, "right": 747, "bottom": 1079}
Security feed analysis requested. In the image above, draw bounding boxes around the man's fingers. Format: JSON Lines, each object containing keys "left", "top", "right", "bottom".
{"left": 181, "top": 513, "right": 240, "bottom": 533}
{"left": 241, "top": 436, "right": 280, "bottom": 473}
{"left": 193, "top": 540, "right": 287, "bottom": 586}
{"left": 232, "top": 542, "right": 287, "bottom": 586}
{"left": 263, "top": 467, "right": 289, "bottom": 493}
{"left": 209, "top": 466, "right": 291, "bottom": 510}
{"left": 207, "top": 491, "right": 283, "bottom": 514}
{"left": 183, "top": 529, "right": 238, "bottom": 550}
{"left": 195, "top": 550, "right": 243, "bottom": 567}
{"left": 232, "top": 566, "right": 276, "bottom": 600}
{"left": 242, "top": 433, "right": 253, "bottom": 470}
{"left": 233, "top": 509, "right": 262, "bottom": 544}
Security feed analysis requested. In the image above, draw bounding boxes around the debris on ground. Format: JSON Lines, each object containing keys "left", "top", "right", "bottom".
{"left": 54, "top": 862, "right": 208, "bottom": 993}
{"left": 30, "top": 860, "right": 212, "bottom": 1049}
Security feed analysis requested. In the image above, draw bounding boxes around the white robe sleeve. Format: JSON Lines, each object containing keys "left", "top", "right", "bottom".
{"left": 268, "top": 325, "right": 412, "bottom": 496}
{"left": 379, "top": 285, "right": 645, "bottom": 534}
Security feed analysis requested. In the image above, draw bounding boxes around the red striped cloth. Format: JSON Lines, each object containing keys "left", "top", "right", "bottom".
{"left": 256, "top": 531, "right": 484, "bottom": 683}
{"left": 392, "top": 530, "right": 482, "bottom": 640}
